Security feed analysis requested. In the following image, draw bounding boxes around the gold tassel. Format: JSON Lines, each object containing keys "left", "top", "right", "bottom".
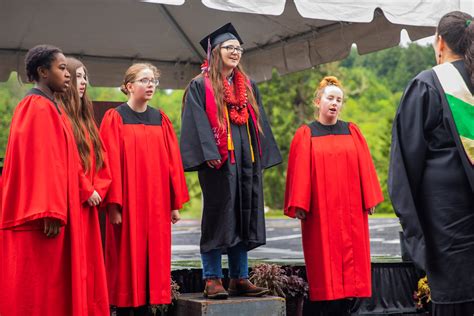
{"left": 225, "top": 107, "right": 234, "bottom": 150}
{"left": 247, "top": 121, "right": 255, "bottom": 162}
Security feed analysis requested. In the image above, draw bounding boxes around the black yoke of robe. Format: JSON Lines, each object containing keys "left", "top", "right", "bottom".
{"left": 115, "top": 103, "right": 162, "bottom": 125}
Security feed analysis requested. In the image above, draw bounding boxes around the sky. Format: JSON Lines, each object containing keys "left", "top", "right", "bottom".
{"left": 400, "top": 29, "right": 434, "bottom": 47}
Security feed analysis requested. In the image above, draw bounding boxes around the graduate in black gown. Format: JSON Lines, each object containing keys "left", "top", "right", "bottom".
{"left": 180, "top": 23, "right": 282, "bottom": 299}
{"left": 389, "top": 11, "right": 474, "bottom": 316}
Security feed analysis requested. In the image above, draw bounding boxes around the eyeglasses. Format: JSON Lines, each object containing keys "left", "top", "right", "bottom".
{"left": 133, "top": 78, "right": 160, "bottom": 87}
{"left": 221, "top": 45, "right": 244, "bottom": 54}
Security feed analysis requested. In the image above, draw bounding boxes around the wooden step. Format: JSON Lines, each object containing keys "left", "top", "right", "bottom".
{"left": 174, "top": 293, "right": 286, "bottom": 316}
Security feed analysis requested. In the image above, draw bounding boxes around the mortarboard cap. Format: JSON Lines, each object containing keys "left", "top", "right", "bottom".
{"left": 199, "top": 23, "right": 243, "bottom": 53}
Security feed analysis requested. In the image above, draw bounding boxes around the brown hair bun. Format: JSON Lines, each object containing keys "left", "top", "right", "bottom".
{"left": 318, "top": 76, "right": 342, "bottom": 90}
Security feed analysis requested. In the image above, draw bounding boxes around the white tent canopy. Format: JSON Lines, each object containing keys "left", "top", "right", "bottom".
{"left": 1, "top": 0, "right": 472, "bottom": 88}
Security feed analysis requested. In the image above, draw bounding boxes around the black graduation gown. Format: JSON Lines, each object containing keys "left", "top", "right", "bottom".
{"left": 180, "top": 76, "right": 282, "bottom": 253}
{"left": 389, "top": 60, "right": 474, "bottom": 304}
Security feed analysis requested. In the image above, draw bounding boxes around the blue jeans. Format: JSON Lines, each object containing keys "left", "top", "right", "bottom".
{"left": 201, "top": 242, "right": 249, "bottom": 279}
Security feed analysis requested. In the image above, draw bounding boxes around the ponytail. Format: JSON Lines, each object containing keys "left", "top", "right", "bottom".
{"left": 464, "top": 22, "right": 474, "bottom": 87}
{"left": 437, "top": 11, "right": 474, "bottom": 86}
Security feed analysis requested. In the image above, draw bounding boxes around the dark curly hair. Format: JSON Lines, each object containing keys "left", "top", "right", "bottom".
{"left": 437, "top": 11, "right": 474, "bottom": 86}
{"left": 25, "top": 44, "right": 63, "bottom": 82}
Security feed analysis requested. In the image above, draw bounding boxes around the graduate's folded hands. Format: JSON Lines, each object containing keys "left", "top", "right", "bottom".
{"left": 87, "top": 190, "right": 102, "bottom": 207}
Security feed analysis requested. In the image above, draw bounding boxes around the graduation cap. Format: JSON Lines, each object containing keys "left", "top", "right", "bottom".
{"left": 199, "top": 23, "right": 244, "bottom": 53}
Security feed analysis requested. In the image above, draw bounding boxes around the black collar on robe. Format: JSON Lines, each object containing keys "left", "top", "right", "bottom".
{"left": 115, "top": 103, "right": 162, "bottom": 126}
{"left": 26, "top": 88, "right": 61, "bottom": 113}
{"left": 308, "top": 120, "right": 350, "bottom": 137}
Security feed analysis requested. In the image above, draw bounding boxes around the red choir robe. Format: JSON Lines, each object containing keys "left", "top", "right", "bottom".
{"left": 77, "top": 129, "right": 112, "bottom": 315}
{"left": 100, "top": 104, "right": 189, "bottom": 307}
{"left": 284, "top": 120, "right": 383, "bottom": 301}
{"left": 0, "top": 89, "right": 89, "bottom": 316}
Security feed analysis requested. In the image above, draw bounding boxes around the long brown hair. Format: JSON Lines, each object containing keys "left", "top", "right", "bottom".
{"left": 437, "top": 11, "right": 474, "bottom": 86}
{"left": 57, "top": 57, "right": 104, "bottom": 172}
{"left": 183, "top": 44, "right": 261, "bottom": 130}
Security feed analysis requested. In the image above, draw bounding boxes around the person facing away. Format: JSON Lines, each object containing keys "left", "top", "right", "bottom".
{"left": 100, "top": 63, "right": 189, "bottom": 316}
{"left": 389, "top": 10, "right": 474, "bottom": 316}
{"left": 284, "top": 76, "right": 383, "bottom": 315}
{"left": 56, "top": 57, "right": 112, "bottom": 316}
{"left": 0, "top": 45, "right": 95, "bottom": 316}
{"left": 180, "top": 23, "right": 282, "bottom": 299}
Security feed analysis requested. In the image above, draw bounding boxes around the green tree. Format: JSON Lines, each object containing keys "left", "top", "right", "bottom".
{"left": 0, "top": 73, "right": 31, "bottom": 157}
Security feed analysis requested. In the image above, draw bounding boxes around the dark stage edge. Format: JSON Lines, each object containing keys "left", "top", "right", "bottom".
{"left": 171, "top": 261, "right": 427, "bottom": 315}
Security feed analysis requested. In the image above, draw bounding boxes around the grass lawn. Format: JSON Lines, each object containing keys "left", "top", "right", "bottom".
{"left": 180, "top": 204, "right": 397, "bottom": 220}
{"left": 179, "top": 178, "right": 397, "bottom": 219}
{"left": 251, "top": 208, "right": 397, "bottom": 219}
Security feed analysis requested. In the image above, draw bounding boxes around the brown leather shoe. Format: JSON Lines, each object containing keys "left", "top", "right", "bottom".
{"left": 203, "top": 278, "right": 228, "bottom": 299}
{"left": 228, "top": 278, "right": 270, "bottom": 297}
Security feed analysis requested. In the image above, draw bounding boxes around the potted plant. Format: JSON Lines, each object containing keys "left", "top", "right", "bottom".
{"left": 282, "top": 270, "right": 309, "bottom": 316}
{"left": 249, "top": 263, "right": 288, "bottom": 297}
{"left": 249, "top": 263, "right": 308, "bottom": 316}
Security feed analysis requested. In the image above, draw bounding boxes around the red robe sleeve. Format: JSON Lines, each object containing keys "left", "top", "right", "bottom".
{"left": 0, "top": 95, "right": 68, "bottom": 229}
{"left": 161, "top": 111, "right": 190, "bottom": 210}
{"left": 93, "top": 145, "right": 112, "bottom": 202}
{"left": 349, "top": 123, "right": 384, "bottom": 209}
{"left": 99, "top": 109, "right": 123, "bottom": 207}
{"left": 78, "top": 166, "right": 94, "bottom": 204}
{"left": 77, "top": 139, "right": 112, "bottom": 204}
{"left": 284, "top": 125, "right": 312, "bottom": 218}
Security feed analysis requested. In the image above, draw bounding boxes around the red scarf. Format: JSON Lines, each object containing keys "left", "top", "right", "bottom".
{"left": 204, "top": 75, "right": 262, "bottom": 169}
